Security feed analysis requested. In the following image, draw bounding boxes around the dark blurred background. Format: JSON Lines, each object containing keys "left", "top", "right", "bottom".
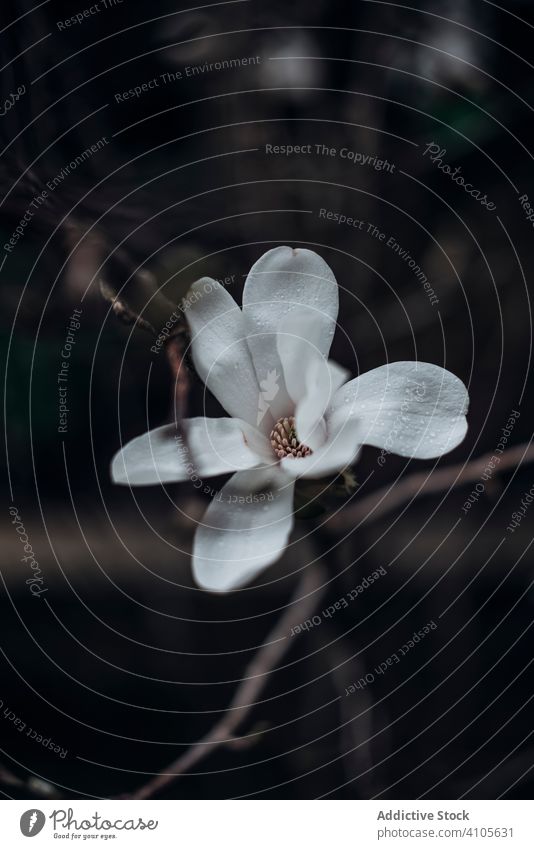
{"left": 1, "top": 0, "right": 534, "bottom": 799}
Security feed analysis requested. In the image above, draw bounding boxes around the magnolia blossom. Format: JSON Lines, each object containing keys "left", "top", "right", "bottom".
{"left": 112, "top": 247, "right": 469, "bottom": 592}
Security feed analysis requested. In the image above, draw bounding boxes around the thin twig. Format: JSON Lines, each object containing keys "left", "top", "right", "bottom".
{"left": 128, "top": 564, "right": 326, "bottom": 800}
{"left": 165, "top": 333, "right": 189, "bottom": 422}
{"left": 125, "top": 442, "right": 533, "bottom": 799}
{"left": 327, "top": 442, "right": 534, "bottom": 530}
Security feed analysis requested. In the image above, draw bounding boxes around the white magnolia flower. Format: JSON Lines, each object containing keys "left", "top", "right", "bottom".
{"left": 112, "top": 247, "right": 469, "bottom": 592}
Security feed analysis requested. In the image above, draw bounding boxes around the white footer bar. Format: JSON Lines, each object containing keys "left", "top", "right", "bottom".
{"left": 2, "top": 800, "right": 532, "bottom": 848}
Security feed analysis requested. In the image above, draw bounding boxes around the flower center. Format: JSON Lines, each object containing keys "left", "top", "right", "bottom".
{"left": 270, "top": 416, "right": 313, "bottom": 460}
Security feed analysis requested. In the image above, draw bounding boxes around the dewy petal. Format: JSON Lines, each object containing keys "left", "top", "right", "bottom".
{"left": 243, "top": 246, "right": 339, "bottom": 421}
{"left": 295, "top": 357, "right": 350, "bottom": 451}
{"left": 277, "top": 310, "right": 332, "bottom": 406}
{"left": 111, "top": 417, "right": 268, "bottom": 486}
{"left": 280, "top": 415, "right": 361, "bottom": 479}
{"left": 329, "top": 361, "right": 469, "bottom": 460}
{"left": 184, "top": 277, "right": 263, "bottom": 426}
{"left": 192, "top": 467, "right": 295, "bottom": 592}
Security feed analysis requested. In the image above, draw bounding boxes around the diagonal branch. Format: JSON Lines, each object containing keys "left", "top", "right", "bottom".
{"left": 128, "top": 564, "right": 326, "bottom": 800}
{"left": 327, "top": 442, "right": 534, "bottom": 530}
{"left": 124, "top": 442, "right": 533, "bottom": 799}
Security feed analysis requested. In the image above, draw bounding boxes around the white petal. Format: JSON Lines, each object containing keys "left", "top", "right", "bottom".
{"left": 281, "top": 415, "right": 361, "bottom": 479}
{"left": 111, "top": 417, "right": 268, "bottom": 486}
{"left": 192, "top": 468, "right": 295, "bottom": 592}
{"left": 277, "top": 310, "right": 332, "bottom": 406}
{"left": 183, "top": 277, "right": 263, "bottom": 426}
{"left": 243, "top": 247, "right": 338, "bottom": 421}
{"left": 330, "top": 361, "right": 469, "bottom": 460}
{"left": 295, "top": 357, "right": 350, "bottom": 451}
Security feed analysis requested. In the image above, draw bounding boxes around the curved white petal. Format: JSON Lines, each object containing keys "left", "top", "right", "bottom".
{"left": 243, "top": 247, "right": 338, "bottom": 421}
{"left": 277, "top": 310, "right": 332, "bottom": 406}
{"left": 192, "top": 468, "right": 295, "bottom": 592}
{"left": 111, "top": 417, "right": 268, "bottom": 486}
{"left": 329, "top": 361, "right": 469, "bottom": 460}
{"left": 295, "top": 357, "right": 349, "bottom": 451}
{"left": 281, "top": 415, "right": 361, "bottom": 479}
{"left": 184, "top": 277, "right": 263, "bottom": 426}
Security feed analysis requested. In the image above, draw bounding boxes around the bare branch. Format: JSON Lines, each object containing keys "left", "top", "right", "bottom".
{"left": 165, "top": 334, "right": 190, "bottom": 423}
{"left": 124, "top": 443, "right": 533, "bottom": 799}
{"left": 327, "top": 442, "right": 534, "bottom": 530}
{"left": 128, "top": 564, "right": 326, "bottom": 800}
